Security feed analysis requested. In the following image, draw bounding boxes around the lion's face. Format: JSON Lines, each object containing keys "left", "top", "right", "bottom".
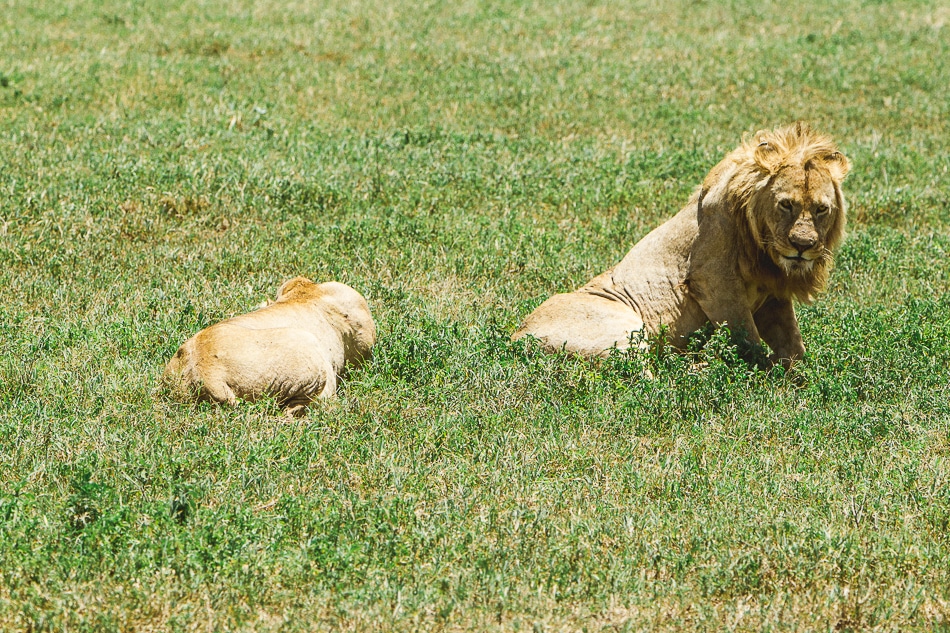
{"left": 755, "top": 162, "right": 845, "bottom": 278}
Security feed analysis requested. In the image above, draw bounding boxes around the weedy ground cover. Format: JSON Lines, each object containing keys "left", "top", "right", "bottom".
{"left": 1, "top": 1, "right": 949, "bottom": 631}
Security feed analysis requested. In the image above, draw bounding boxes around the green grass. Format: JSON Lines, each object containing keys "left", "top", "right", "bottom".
{"left": 2, "top": 0, "right": 950, "bottom": 630}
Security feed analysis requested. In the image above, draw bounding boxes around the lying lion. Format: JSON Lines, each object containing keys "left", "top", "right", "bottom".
{"left": 163, "top": 277, "right": 376, "bottom": 415}
{"left": 513, "top": 122, "right": 851, "bottom": 367}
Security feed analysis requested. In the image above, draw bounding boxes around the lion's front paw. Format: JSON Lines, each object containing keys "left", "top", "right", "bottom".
{"left": 767, "top": 353, "right": 797, "bottom": 372}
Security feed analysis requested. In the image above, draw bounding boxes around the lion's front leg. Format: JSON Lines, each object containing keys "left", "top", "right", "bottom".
{"left": 754, "top": 297, "right": 805, "bottom": 368}
{"left": 687, "top": 275, "right": 763, "bottom": 349}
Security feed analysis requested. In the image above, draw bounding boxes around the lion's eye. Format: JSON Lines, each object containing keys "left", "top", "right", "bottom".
{"left": 778, "top": 200, "right": 794, "bottom": 214}
{"left": 815, "top": 205, "right": 831, "bottom": 216}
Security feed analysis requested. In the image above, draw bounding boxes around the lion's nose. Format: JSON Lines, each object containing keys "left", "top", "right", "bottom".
{"left": 789, "top": 232, "right": 818, "bottom": 252}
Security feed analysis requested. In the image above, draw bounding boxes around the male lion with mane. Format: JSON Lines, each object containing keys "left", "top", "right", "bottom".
{"left": 163, "top": 277, "right": 376, "bottom": 416}
{"left": 512, "top": 123, "right": 851, "bottom": 367}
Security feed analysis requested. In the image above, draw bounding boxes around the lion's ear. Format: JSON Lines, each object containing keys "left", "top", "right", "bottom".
{"left": 822, "top": 151, "right": 851, "bottom": 182}
{"left": 276, "top": 276, "right": 313, "bottom": 300}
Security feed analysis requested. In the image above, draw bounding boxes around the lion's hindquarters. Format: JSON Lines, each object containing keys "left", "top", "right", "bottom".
{"left": 512, "top": 292, "right": 645, "bottom": 358}
{"left": 177, "top": 325, "right": 338, "bottom": 409}
{"left": 162, "top": 340, "right": 221, "bottom": 403}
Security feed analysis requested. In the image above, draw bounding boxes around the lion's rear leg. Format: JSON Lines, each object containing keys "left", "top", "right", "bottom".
{"left": 164, "top": 349, "right": 239, "bottom": 406}
{"left": 280, "top": 369, "right": 337, "bottom": 417}
{"left": 512, "top": 291, "right": 646, "bottom": 359}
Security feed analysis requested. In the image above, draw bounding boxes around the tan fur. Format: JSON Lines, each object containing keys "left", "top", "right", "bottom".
{"left": 163, "top": 277, "right": 376, "bottom": 416}
{"left": 512, "top": 123, "right": 851, "bottom": 366}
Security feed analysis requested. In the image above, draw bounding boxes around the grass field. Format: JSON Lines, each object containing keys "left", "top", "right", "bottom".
{"left": 2, "top": 0, "right": 950, "bottom": 630}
